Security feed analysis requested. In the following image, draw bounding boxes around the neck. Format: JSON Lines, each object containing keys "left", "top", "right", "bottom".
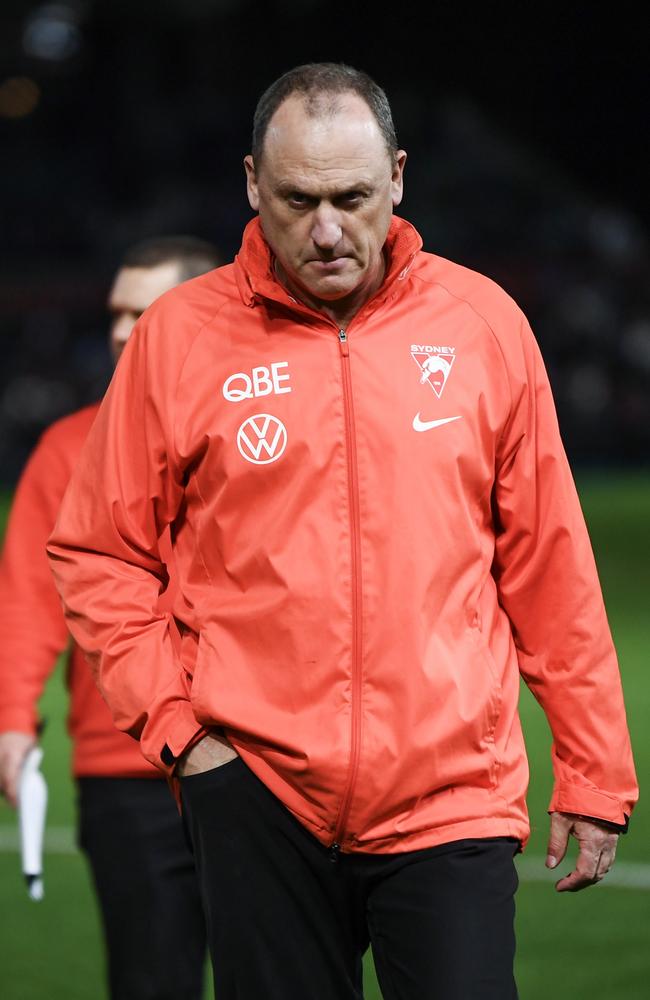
{"left": 274, "top": 257, "right": 386, "bottom": 332}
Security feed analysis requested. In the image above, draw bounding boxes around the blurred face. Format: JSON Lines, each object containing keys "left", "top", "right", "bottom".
{"left": 245, "top": 94, "right": 406, "bottom": 321}
{"left": 107, "top": 261, "right": 182, "bottom": 363}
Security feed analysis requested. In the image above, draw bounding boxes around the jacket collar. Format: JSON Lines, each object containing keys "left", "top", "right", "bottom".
{"left": 234, "top": 215, "right": 423, "bottom": 314}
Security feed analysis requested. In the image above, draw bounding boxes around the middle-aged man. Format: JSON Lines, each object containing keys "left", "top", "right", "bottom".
{"left": 0, "top": 235, "right": 221, "bottom": 1000}
{"left": 47, "top": 64, "right": 638, "bottom": 999}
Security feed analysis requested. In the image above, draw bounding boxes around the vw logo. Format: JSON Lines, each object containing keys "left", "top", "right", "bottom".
{"left": 237, "top": 413, "right": 288, "bottom": 465}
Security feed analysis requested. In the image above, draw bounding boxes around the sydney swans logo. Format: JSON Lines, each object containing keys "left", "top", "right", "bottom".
{"left": 410, "top": 345, "right": 455, "bottom": 397}
{"left": 237, "top": 413, "right": 288, "bottom": 465}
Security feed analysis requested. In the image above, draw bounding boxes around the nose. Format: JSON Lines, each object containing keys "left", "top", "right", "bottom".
{"left": 310, "top": 205, "right": 342, "bottom": 252}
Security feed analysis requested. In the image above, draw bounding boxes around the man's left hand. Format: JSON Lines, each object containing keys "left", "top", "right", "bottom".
{"left": 546, "top": 811, "right": 619, "bottom": 892}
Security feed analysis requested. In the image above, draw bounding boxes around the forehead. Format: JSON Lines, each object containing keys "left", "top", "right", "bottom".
{"left": 260, "top": 93, "right": 391, "bottom": 191}
{"left": 108, "top": 261, "right": 181, "bottom": 311}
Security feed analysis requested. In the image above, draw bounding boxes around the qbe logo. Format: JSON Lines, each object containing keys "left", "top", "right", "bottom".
{"left": 237, "top": 414, "right": 288, "bottom": 465}
{"left": 223, "top": 362, "right": 291, "bottom": 402}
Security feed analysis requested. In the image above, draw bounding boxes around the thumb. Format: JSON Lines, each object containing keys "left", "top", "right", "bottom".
{"left": 546, "top": 812, "right": 571, "bottom": 869}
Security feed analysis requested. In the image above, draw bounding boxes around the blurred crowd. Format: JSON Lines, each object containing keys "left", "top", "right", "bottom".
{"left": 2, "top": 2, "right": 649, "bottom": 485}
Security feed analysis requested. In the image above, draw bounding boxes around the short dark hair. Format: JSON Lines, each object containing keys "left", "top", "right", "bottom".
{"left": 121, "top": 235, "right": 222, "bottom": 281}
{"left": 251, "top": 62, "right": 398, "bottom": 167}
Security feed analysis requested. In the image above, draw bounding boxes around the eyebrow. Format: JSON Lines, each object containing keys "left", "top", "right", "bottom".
{"left": 275, "top": 181, "right": 374, "bottom": 199}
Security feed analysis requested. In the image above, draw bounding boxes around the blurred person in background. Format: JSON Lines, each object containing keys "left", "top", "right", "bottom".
{"left": 0, "top": 235, "right": 222, "bottom": 1000}
{"left": 47, "top": 64, "right": 637, "bottom": 1000}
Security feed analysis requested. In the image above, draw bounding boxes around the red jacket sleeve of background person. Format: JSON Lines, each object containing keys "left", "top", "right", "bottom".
{"left": 46, "top": 217, "right": 637, "bottom": 851}
{"left": 0, "top": 415, "right": 79, "bottom": 733}
{"left": 0, "top": 404, "right": 161, "bottom": 777}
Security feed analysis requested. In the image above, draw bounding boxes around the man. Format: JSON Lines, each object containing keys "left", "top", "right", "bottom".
{"left": 47, "top": 65, "right": 638, "bottom": 999}
{"left": 0, "top": 235, "right": 221, "bottom": 999}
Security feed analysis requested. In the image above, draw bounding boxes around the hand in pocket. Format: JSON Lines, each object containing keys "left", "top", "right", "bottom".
{"left": 176, "top": 732, "right": 238, "bottom": 778}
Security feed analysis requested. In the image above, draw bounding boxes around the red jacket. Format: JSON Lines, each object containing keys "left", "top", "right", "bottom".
{"left": 0, "top": 404, "right": 161, "bottom": 778}
{"left": 48, "top": 216, "right": 638, "bottom": 851}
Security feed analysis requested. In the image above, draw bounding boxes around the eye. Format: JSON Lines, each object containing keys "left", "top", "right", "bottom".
{"left": 337, "top": 191, "right": 366, "bottom": 208}
{"left": 286, "top": 192, "right": 310, "bottom": 209}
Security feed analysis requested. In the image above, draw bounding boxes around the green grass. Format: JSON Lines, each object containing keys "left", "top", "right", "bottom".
{"left": 0, "top": 475, "right": 648, "bottom": 998}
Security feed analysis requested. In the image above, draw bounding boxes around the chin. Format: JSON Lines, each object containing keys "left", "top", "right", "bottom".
{"left": 306, "top": 276, "right": 358, "bottom": 301}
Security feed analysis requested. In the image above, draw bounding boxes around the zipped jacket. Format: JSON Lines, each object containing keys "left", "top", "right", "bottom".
{"left": 0, "top": 405, "right": 161, "bottom": 777}
{"left": 48, "top": 216, "right": 638, "bottom": 852}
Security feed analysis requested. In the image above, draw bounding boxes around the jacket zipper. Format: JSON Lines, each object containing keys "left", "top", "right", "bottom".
{"left": 332, "top": 328, "right": 363, "bottom": 855}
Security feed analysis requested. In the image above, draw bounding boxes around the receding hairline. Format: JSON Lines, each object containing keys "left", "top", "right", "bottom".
{"left": 261, "top": 92, "right": 394, "bottom": 161}
{"left": 294, "top": 89, "right": 362, "bottom": 121}
{"left": 251, "top": 62, "right": 399, "bottom": 168}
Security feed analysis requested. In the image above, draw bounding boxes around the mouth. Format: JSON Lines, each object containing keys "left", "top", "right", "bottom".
{"left": 307, "top": 258, "right": 350, "bottom": 274}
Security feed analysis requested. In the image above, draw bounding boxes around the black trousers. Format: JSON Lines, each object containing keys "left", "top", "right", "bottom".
{"left": 181, "top": 757, "right": 519, "bottom": 1000}
{"left": 77, "top": 777, "right": 206, "bottom": 1000}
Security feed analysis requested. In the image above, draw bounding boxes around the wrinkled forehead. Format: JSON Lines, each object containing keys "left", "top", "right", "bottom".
{"left": 261, "top": 93, "right": 391, "bottom": 174}
{"left": 108, "top": 262, "right": 182, "bottom": 313}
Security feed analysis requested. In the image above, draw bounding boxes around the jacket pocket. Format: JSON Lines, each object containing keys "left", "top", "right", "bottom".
{"left": 187, "top": 626, "right": 218, "bottom": 725}
{"left": 466, "top": 612, "right": 504, "bottom": 794}
{"left": 177, "top": 621, "right": 200, "bottom": 681}
{"left": 469, "top": 612, "right": 503, "bottom": 745}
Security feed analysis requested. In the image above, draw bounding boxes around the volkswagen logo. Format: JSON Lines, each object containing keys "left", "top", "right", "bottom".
{"left": 237, "top": 413, "right": 288, "bottom": 465}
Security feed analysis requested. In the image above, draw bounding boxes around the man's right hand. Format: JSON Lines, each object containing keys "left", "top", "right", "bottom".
{"left": 0, "top": 731, "right": 37, "bottom": 807}
{"left": 176, "top": 731, "right": 238, "bottom": 778}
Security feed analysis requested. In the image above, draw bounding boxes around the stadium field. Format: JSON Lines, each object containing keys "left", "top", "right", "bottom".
{"left": 0, "top": 472, "right": 648, "bottom": 999}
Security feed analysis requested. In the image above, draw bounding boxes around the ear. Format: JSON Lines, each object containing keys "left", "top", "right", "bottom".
{"left": 390, "top": 150, "right": 407, "bottom": 208}
{"left": 244, "top": 155, "right": 259, "bottom": 211}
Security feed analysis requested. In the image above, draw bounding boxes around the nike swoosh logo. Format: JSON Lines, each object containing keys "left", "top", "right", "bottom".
{"left": 412, "top": 413, "right": 462, "bottom": 432}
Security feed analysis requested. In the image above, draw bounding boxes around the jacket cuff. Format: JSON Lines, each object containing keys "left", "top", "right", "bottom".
{"left": 567, "top": 813, "right": 629, "bottom": 834}
{"left": 140, "top": 699, "right": 206, "bottom": 778}
{"left": 161, "top": 726, "right": 211, "bottom": 773}
{"left": 548, "top": 783, "right": 630, "bottom": 830}
{"left": 0, "top": 706, "right": 38, "bottom": 735}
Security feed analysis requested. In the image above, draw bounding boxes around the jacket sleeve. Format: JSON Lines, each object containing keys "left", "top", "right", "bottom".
{"left": 491, "top": 316, "right": 638, "bottom": 827}
{"left": 47, "top": 314, "right": 203, "bottom": 775}
{"left": 0, "top": 430, "right": 73, "bottom": 733}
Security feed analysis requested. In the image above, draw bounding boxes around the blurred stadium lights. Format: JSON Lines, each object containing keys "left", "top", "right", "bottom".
{"left": 0, "top": 76, "right": 40, "bottom": 118}
{"left": 22, "top": 2, "right": 85, "bottom": 63}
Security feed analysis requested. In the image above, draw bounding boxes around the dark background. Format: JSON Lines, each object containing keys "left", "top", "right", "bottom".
{"left": 2, "top": 0, "right": 649, "bottom": 486}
